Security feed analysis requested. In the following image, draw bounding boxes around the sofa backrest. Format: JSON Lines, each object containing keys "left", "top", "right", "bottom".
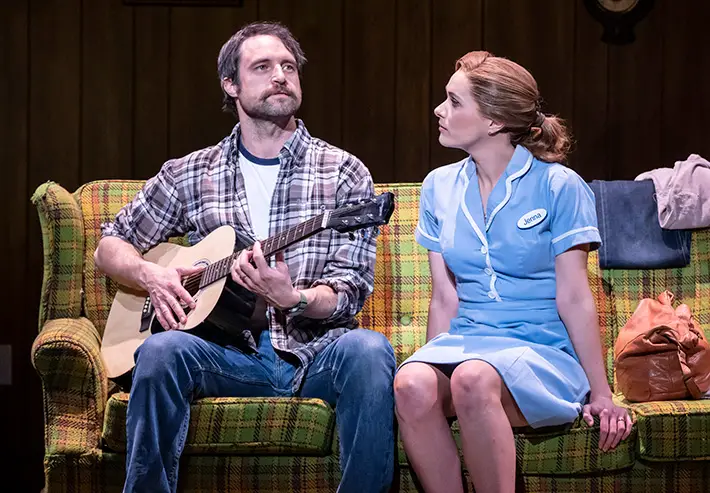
{"left": 72, "top": 180, "right": 435, "bottom": 353}
{"left": 76, "top": 180, "right": 152, "bottom": 336}
{"left": 34, "top": 180, "right": 710, "bottom": 380}
{"left": 601, "top": 231, "right": 710, "bottom": 338}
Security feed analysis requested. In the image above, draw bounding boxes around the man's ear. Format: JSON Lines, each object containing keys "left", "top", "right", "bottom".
{"left": 221, "top": 78, "right": 239, "bottom": 98}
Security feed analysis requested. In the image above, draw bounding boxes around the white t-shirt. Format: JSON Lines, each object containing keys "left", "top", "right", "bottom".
{"left": 238, "top": 140, "right": 281, "bottom": 240}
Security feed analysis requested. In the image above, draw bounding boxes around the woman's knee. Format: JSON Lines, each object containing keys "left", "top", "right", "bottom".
{"left": 394, "top": 364, "right": 445, "bottom": 421}
{"left": 449, "top": 360, "right": 502, "bottom": 408}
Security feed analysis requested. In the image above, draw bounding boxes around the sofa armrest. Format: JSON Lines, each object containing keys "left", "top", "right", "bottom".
{"left": 32, "top": 317, "right": 108, "bottom": 454}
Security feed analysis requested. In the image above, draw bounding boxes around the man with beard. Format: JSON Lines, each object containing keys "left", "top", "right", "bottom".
{"left": 94, "top": 22, "right": 395, "bottom": 493}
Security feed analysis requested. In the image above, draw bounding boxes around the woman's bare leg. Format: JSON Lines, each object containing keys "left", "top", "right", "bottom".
{"left": 395, "top": 363, "right": 462, "bottom": 493}
{"left": 450, "top": 360, "right": 527, "bottom": 493}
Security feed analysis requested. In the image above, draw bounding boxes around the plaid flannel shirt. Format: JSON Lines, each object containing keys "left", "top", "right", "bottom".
{"left": 102, "top": 120, "right": 377, "bottom": 392}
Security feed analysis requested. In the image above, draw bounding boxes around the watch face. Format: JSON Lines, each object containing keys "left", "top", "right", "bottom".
{"left": 598, "top": 0, "right": 639, "bottom": 13}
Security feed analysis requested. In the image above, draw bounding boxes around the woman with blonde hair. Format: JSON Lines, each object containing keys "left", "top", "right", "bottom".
{"left": 394, "top": 51, "right": 633, "bottom": 493}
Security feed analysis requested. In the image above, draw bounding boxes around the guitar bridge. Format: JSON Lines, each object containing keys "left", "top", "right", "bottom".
{"left": 139, "top": 297, "right": 154, "bottom": 333}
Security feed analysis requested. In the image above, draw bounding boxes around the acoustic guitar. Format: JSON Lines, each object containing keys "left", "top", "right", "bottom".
{"left": 101, "top": 192, "right": 395, "bottom": 382}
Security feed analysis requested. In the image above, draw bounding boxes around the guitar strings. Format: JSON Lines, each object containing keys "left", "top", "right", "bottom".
{"left": 176, "top": 213, "right": 325, "bottom": 294}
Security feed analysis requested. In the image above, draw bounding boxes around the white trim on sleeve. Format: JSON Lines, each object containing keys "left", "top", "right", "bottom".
{"left": 551, "top": 226, "right": 599, "bottom": 245}
{"left": 416, "top": 226, "right": 440, "bottom": 243}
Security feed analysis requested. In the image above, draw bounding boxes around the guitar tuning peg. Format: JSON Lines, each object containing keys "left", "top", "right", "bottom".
{"left": 348, "top": 232, "right": 356, "bottom": 241}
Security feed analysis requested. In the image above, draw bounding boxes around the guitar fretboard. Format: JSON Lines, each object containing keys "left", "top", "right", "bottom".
{"left": 197, "top": 212, "right": 328, "bottom": 289}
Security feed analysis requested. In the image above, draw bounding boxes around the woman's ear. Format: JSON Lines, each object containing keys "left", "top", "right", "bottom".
{"left": 487, "top": 119, "right": 505, "bottom": 136}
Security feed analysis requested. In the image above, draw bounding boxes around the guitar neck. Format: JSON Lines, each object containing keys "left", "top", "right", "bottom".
{"left": 197, "top": 211, "right": 330, "bottom": 289}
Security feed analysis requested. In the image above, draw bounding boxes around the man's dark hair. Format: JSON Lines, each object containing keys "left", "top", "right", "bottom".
{"left": 217, "top": 22, "right": 307, "bottom": 118}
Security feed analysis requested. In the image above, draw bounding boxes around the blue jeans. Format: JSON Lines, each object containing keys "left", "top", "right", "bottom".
{"left": 588, "top": 180, "right": 692, "bottom": 269}
{"left": 123, "top": 327, "right": 396, "bottom": 493}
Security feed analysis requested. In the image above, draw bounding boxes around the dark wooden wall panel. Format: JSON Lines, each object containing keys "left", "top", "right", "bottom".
{"left": 394, "top": 0, "right": 431, "bottom": 182}
{"left": 342, "top": 0, "right": 396, "bottom": 183}
{"left": 259, "top": 0, "right": 344, "bottom": 146}
{"left": 30, "top": 0, "right": 82, "bottom": 189}
{"left": 0, "top": 1, "right": 31, "bottom": 478}
{"left": 429, "top": 0, "right": 482, "bottom": 169}
{"left": 570, "top": 3, "right": 608, "bottom": 178}
{"left": 0, "top": 3, "right": 28, "bottom": 342}
{"left": 169, "top": 4, "right": 258, "bottom": 158}
{"left": 660, "top": 0, "right": 710, "bottom": 167}
{"left": 82, "top": 0, "right": 134, "bottom": 182}
{"left": 28, "top": 0, "right": 83, "bottom": 335}
{"left": 133, "top": 7, "right": 170, "bottom": 179}
{"left": 484, "top": 0, "right": 576, "bottom": 122}
{"left": 607, "top": 4, "right": 664, "bottom": 179}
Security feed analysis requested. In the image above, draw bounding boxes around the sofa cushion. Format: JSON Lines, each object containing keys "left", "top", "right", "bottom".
{"left": 102, "top": 393, "right": 335, "bottom": 456}
{"left": 397, "top": 414, "right": 637, "bottom": 475}
{"left": 513, "top": 417, "right": 637, "bottom": 474}
{"left": 627, "top": 399, "right": 710, "bottom": 461}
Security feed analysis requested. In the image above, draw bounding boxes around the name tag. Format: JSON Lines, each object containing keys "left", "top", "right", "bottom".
{"left": 517, "top": 208, "right": 547, "bottom": 229}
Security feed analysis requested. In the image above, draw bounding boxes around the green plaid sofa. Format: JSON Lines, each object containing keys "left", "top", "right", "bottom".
{"left": 31, "top": 180, "right": 710, "bottom": 492}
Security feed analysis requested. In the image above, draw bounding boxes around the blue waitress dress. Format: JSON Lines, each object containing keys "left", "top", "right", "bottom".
{"left": 401, "top": 145, "right": 602, "bottom": 428}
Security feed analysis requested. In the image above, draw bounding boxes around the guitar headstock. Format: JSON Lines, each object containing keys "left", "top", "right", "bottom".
{"left": 326, "top": 192, "right": 395, "bottom": 234}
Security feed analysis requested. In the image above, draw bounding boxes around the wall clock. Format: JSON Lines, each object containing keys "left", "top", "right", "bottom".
{"left": 583, "top": 0, "right": 656, "bottom": 44}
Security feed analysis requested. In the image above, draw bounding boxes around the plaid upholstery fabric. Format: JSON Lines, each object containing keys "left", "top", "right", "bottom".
{"left": 522, "top": 460, "right": 710, "bottom": 493}
{"left": 31, "top": 182, "right": 85, "bottom": 329}
{"left": 513, "top": 415, "right": 636, "bottom": 474}
{"left": 603, "top": 229, "right": 710, "bottom": 342}
{"left": 31, "top": 317, "right": 107, "bottom": 455}
{"left": 396, "top": 414, "right": 636, "bottom": 475}
{"left": 45, "top": 451, "right": 341, "bottom": 493}
{"left": 358, "top": 183, "right": 430, "bottom": 366}
{"left": 602, "top": 229, "right": 710, "bottom": 463}
{"left": 103, "top": 393, "right": 336, "bottom": 456}
{"left": 46, "top": 454, "right": 710, "bottom": 493}
{"left": 588, "top": 248, "right": 618, "bottom": 389}
{"left": 623, "top": 399, "right": 710, "bottom": 461}
{"left": 79, "top": 180, "right": 145, "bottom": 336}
{"left": 399, "top": 461, "right": 710, "bottom": 493}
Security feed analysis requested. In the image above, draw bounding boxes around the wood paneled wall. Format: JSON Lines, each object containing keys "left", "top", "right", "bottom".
{"left": 2, "top": 0, "right": 710, "bottom": 488}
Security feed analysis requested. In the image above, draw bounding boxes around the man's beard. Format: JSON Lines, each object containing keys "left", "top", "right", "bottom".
{"left": 242, "top": 90, "right": 301, "bottom": 120}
